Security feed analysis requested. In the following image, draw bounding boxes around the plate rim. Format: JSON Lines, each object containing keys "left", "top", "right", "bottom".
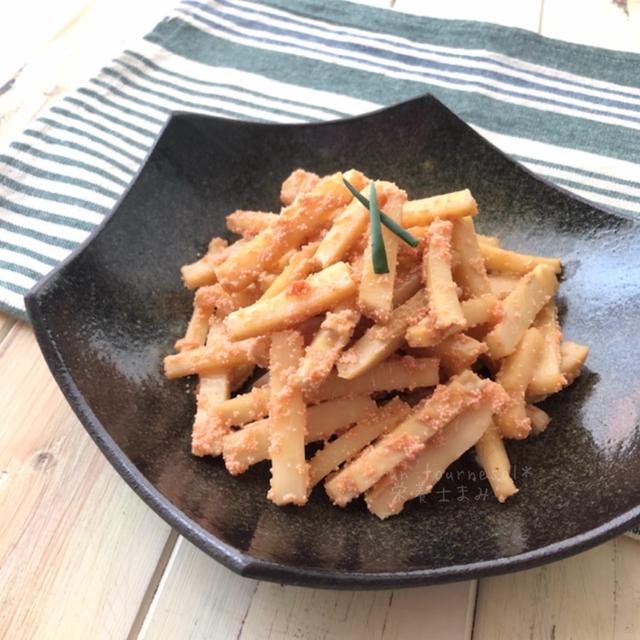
{"left": 24, "top": 94, "right": 640, "bottom": 589}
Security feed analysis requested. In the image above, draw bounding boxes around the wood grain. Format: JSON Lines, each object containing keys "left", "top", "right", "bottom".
{"left": 0, "top": 324, "right": 172, "bottom": 639}
{"left": 138, "top": 537, "right": 476, "bottom": 640}
{"left": 138, "top": 537, "right": 257, "bottom": 640}
{"left": 239, "top": 580, "right": 476, "bottom": 640}
{"left": 473, "top": 538, "right": 640, "bottom": 639}
{"left": 393, "top": 0, "right": 543, "bottom": 30}
{"left": 541, "top": 0, "right": 640, "bottom": 52}
{"left": 2, "top": 1, "right": 640, "bottom": 639}
{"left": 0, "top": 313, "right": 15, "bottom": 346}
{"left": 0, "top": 0, "right": 176, "bottom": 147}
{"left": 0, "top": 0, "right": 88, "bottom": 84}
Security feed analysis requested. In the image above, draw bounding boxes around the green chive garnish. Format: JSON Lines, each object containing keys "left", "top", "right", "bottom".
{"left": 369, "top": 180, "right": 389, "bottom": 273}
{"left": 368, "top": 180, "right": 389, "bottom": 274}
{"left": 342, "top": 178, "right": 419, "bottom": 248}
{"left": 378, "top": 212, "right": 419, "bottom": 248}
{"left": 343, "top": 177, "right": 371, "bottom": 209}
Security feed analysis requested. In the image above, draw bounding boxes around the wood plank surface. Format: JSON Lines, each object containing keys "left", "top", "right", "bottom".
{"left": 240, "top": 580, "right": 476, "bottom": 640}
{"left": 393, "top": 0, "right": 543, "bottom": 30}
{"left": 0, "top": 0, "right": 176, "bottom": 148}
{"left": 473, "top": 537, "right": 640, "bottom": 640}
{"left": 124, "top": 1, "right": 640, "bottom": 638}
{"left": 1, "top": 1, "right": 640, "bottom": 639}
{"left": 472, "top": 2, "right": 640, "bottom": 632}
{"left": 541, "top": 0, "right": 640, "bottom": 53}
{"left": 0, "top": 0, "right": 88, "bottom": 83}
{"left": 0, "top": 324, "right": 172, "bottom": 639}
{"left": 138, "top": 538, "right": 257, "bottom": 640}
{"left": 139, "top": 538, "right": 476, "bottom": 640}
{"left": 0, "top": 313, "right": 15, "bottom": 344}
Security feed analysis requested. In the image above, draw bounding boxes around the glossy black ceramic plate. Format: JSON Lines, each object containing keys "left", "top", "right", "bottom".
{"left": 26, "top": 96, "right": 640, "bottom": 589}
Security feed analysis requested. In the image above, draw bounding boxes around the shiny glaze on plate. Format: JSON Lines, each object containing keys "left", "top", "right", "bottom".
{"left": 26, "top": 96, "right": 640, "bottom": 588}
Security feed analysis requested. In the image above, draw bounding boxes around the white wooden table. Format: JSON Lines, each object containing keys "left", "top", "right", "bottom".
{"left": 1, "top": 1, "right": 639, "bottom": 638}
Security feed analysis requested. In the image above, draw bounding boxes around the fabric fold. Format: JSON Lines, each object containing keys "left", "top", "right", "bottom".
{"left": 0, "top": 0, "right": 639, "bottom": 318}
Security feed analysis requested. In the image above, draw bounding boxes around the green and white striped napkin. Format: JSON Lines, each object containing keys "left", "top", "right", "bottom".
{"left": 1, "top": 0, "right": 639, "bottom": 320}
{"left": 2, "top": 0, "right": 639, "bottom": 538}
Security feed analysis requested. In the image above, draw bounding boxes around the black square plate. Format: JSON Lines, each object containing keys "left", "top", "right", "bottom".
{"left": 26, "top": 95, "right": 640, "bottom": 588}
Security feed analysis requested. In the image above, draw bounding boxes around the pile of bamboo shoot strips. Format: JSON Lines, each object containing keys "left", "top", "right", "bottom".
{"left": 164, "top": 169, "right": 588, "bottom": 518}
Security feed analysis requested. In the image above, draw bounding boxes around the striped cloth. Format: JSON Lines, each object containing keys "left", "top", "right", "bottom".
{"left": 1, "top": 0, "right": 640, "bottom": 319}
